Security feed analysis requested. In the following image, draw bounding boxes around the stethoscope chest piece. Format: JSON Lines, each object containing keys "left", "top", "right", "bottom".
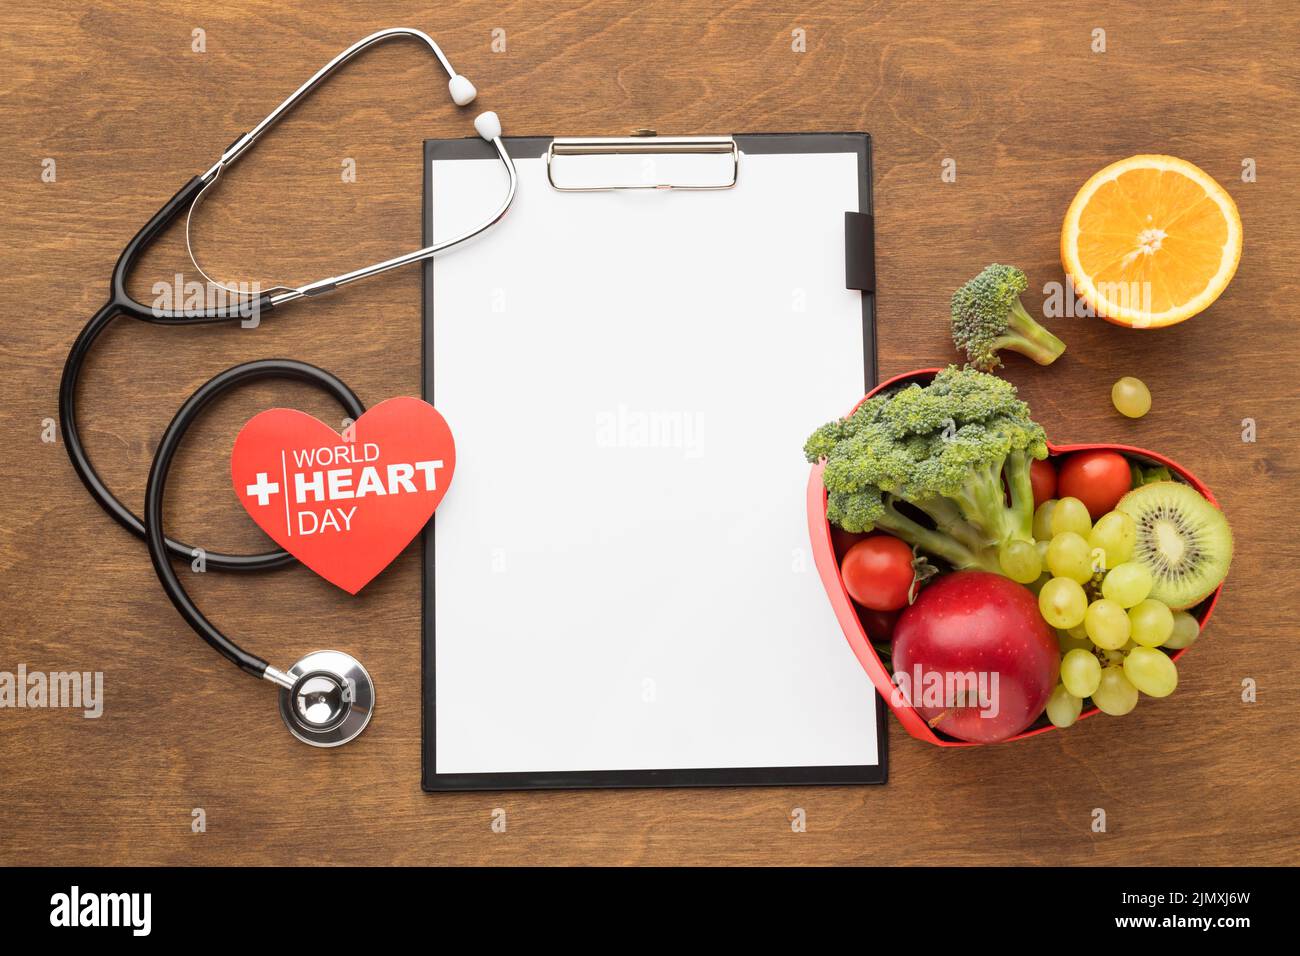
{"left": 279, "top": 651, "right": 374, "bottom": 747}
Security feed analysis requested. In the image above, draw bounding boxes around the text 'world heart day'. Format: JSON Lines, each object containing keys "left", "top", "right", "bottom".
{"left": 231, "top": 397, "right": 456, "bottom": 594}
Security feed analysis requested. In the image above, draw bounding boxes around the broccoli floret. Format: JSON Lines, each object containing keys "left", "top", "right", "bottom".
{"left": 950, "top": 264, "right": 1066, "bottom": 371}
{"left": 805, "top": 366, "right": 1047, "bottom": 574}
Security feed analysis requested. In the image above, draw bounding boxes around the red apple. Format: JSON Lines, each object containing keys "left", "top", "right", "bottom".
{"left": 891, "top": 571, "right": 1058, "bottom": 743}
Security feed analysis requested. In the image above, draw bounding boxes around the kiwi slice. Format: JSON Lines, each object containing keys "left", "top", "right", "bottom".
{"left": 1116, "top": 481, "right": 1232, "bottom": 610}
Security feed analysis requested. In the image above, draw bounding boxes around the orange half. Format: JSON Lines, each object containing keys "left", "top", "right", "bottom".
{"left": 1061, "top": 155, "right": 1242, "bottom": 328}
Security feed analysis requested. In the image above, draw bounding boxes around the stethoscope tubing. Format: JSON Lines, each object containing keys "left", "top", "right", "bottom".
{"left": 60, "top": 302, "right": 300, "bottom": 573}
{"left": 59, "top": 44, "right": 511, "bottom": 568}
{"left": 143, "top": 360, "right": 364, "bottom": 679}
{"left": 58, "top": 171, "right": 286, "bottom": 571}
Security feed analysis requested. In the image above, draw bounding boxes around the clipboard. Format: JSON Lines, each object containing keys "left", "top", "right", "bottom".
{"left": 421, "top": 132, "right": 883, "bottom": 791}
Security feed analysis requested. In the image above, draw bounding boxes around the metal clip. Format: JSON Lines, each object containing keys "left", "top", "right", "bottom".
{"left": 546, "top": 135, "right": 739, "bottom": 191}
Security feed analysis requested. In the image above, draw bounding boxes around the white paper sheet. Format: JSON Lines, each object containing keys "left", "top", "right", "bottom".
{"left": 428, "top": 146, "right": 878, "bottom": 775}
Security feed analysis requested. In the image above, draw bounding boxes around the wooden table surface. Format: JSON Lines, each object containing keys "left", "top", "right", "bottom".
{"left": 2, "top": 0, "right": 1297, "bottom": 866}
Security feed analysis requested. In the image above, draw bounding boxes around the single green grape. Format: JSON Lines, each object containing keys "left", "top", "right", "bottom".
{"left": 1112, "top": 376, "right": 1152, "bottom": 419}
{"left": 1124, "top": 646, "right": 1179, "bottom": 697}
{"left": 1129, "top": 598, "right": 1174, "bottom": 647}
{"left": 1050, "top": 496, "right": 1093, "bottom": 538}
{"left": 1033, "top": 499, "right": 1058, "bottom": 541}
{"left": 1085, "top": 598, "right": 1131, "bottom": 650}
{"left": 1047, "top": 532, "right": 1093, "bottom": 583}
{"left": 1060, "top": 647, "right": 1103, "bottom": 698}
{"left": 1038, "top": 577, "right": 1088, "bottom": 629}
{"left": 1101, "top": 562, "right": 1153, "bottom": 608}
{"left": 999, "top": 539, "right": 1043, "bottom": 584}
{"left": 1089, "top": 511, "right": 1137, "bottom": 569}
{"left": 1066, "top": 621, "right": 1089, "bottom": 640}
{"left": 1092, "top": 665, "right": 1140, "bottom": 716}
{"left": 1046, "top": 683, "right": 1083, "bottom": 728}
{"left": 1164, "top": 610, "right": 1201, "bottom": 650}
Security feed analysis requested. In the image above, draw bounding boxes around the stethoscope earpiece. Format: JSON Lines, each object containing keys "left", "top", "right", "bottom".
{"left": 279, "top": 651, "right": 375, "bottom": 748}
{"left": 448, "top": 73, "right": 477, "bottom": 106}
{"left": 474, "top": 110, "right": 502, "bottom": 141}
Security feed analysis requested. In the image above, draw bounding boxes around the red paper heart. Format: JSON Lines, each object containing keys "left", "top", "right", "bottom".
{"left": 808, "top": 368, "right": 1226, "bottom": 747}
{"left": 231, "top": 397, "right": 455, "bottom": 594}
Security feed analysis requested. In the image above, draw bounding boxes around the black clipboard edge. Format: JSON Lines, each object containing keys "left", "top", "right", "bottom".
{"left": 421, "top": 132, "right": 882, "bottom": 792}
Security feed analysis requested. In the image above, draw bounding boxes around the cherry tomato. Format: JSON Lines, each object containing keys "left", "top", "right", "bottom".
{"left": 858, "top": 606, "right": 902, "bottom": 645}
{"left": 830, "top": 524, "right": 868, "bottom": 560}
{"left": 1057, "top": 450, "right": 1132, "bottom": 519}
{"left": 1030, "top": 457, "right": 1057, "bottom": 508}
{"left": 840, "top": 535, "right": 915, "bottom": 611}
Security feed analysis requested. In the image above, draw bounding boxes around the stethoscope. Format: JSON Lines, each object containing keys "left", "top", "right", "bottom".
{"left": 59, "top": 28, "right": 518, "bottom": 747}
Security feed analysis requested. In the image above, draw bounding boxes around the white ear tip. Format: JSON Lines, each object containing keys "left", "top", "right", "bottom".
{"left": 474, "top": 111, "right": 502, "bottom": 141}
{"left": 448, "top": 74, "right": 477, "bottom": 106}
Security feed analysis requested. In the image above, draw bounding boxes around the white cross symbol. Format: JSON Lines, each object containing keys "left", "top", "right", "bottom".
{"left": 245, "top": 472, "right": 280, "bottom": 507}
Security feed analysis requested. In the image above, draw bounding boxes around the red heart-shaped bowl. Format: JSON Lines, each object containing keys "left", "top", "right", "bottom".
{"left": 807, "top": 368, "right": 1225, "bottom": 746}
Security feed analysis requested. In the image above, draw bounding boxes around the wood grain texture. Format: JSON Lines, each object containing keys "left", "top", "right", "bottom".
{"left": 1, "top": 0, "right": 1297, "bottom": 866}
